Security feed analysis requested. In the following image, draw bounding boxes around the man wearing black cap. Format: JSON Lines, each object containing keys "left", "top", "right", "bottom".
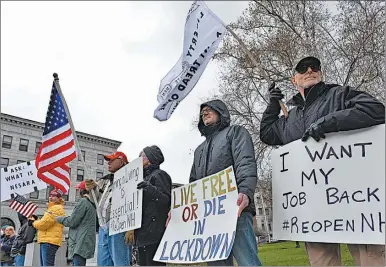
{"left": 260, "top": 56, "right": 385, "bottom": 266}
{"left": 135, "top": 145, "right": 172, "bottom": 266}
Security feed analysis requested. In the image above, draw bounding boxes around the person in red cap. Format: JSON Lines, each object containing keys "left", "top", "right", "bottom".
{"left": 96, "top": 151, "right": 132, "bottom": 266}
{"left": 55, "top": 180, "right": 97, "bottom": 266}
{"left": 32, "top": 189, "right": 65, "bottom": 266}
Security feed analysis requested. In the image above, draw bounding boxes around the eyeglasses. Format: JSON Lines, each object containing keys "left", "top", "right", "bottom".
{"left": 295, "top": 64, "right": 321, "bottom": 74}
{"left": 200, "top": 107, "right": 214, "bottom": 117}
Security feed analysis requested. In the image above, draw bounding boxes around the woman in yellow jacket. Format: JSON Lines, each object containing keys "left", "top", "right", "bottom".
{"left": 31, "top": 189, "right": 65, "bottom": 266}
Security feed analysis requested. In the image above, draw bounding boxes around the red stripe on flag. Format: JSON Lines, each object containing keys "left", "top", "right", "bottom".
{"left": 40, "top": 128, "right": 73, "bottom": 148}
{"left": 39, "top": 139, "right": 75, "bottom": 162}
{"left": 37, "top": 152, "right": 76, "bottom": 174}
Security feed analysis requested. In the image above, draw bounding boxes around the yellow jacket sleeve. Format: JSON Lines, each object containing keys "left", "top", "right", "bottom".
{"left": 33, "top": 205, "right": 65, "bottom": 231}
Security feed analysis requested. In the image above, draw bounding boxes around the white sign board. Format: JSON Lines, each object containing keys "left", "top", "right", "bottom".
{"left": 109, "top": 157, "right": 143, "bottom": 236}
{"left": 1, "top": 161, "right": 47, "bottom": 202}
{"left": 154, "top": 166, "right": 239, "bottom": 264}
{"left": 272, "top": 125, "right": 385, "bottom": 245}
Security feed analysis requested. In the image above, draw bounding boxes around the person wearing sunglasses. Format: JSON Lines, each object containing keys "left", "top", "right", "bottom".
{"left": 260, "top": 56, "right": 385, "bottom": 266}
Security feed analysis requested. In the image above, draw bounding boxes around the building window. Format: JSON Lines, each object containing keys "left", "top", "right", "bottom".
{"left": 75, "top": 189, "right": 81, "bottom": 201}
{"left": 268, "top": 224, "right": 272, "bottom": 231}
{"left": 258, "top": 208, "right": 263, "bottom": 215}
{"left": 262, "top": 223, "right": 265, "bottom": 230}
{"left": 97, "top": 154, "right": 104, "bottom": 165}
{"left": 17, "top": 160, "right": 25, "bottom": 164}
{"left": 30, "top": 190, "right": 39, "bottom": 199}
{"left": 77, "top": 169, "right": 84, "bottom": 181}
{"left": 35, "top": 142, "right": 42, "bottom": 153}
{"left": 19, "top": 138, "right": 29, "bottom": 152}
{"left": 46, "top": 185, "right": 55, "bottom": 200}
{"left": 265, "top": 208, "right": 270, "bottom": 215}
{"left": 0, "top": 158, "right": 9, "bottom": 168}
{"left": 2, "top": 135, "right": 12, "bottom": 149}
{"left": 62, "top": 191, "right": 69, "bottom": 201}
{"left": 96, "top": 171, "right": 104, "bottom": 179}
{"left": 78, "top": 150, "right": 85, "bottom": 161}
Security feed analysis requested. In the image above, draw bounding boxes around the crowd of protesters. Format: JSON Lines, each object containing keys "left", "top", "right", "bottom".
{"left": 1, "top": 56, "right": 385, "bottom": 266}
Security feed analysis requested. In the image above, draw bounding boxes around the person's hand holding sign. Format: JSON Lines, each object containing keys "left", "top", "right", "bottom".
{"left": 237, "top": 193, "right": 249, "bottom": 217}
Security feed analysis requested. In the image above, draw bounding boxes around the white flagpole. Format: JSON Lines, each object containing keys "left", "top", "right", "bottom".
{"left": 224, "top": 26, "right": 289, "bottom": 118}
{"left": 52, "top": 73, "right": 105, "bottom": 227}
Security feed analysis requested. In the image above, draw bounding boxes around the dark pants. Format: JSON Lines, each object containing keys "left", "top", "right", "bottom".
{"left": 138, "top": 243, "right": 166, "bottom": 266}
{"left": 40, "top": 243, "right": 59, "bottom": 266}
{"left": 73, "top": 254, "right": 87, "bottom": 266}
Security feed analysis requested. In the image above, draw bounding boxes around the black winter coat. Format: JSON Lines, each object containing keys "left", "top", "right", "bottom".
{"left": 11, "top": 215, "right": 36, "bottom": 256}
{"left": 260, "top": 82, "right": 385, "bottom": 145}
{"left": 190, "top": 100, "right": 257, "bottom": 216}
{"left": 135, "top": 165, "right": 172, "bottom": 247}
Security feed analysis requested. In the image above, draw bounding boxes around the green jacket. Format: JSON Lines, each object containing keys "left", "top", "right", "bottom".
{"left": 56, "top": 196, "right": 97, "bottom": 260}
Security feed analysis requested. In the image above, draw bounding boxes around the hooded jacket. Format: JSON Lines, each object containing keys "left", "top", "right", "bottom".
{"left": 33, "top": 199, "right": 65, "bottom": 246}
{"left": 56, "top": 195, "right": 97, "bottom": 260}
{"left": 190, "top": 100, "right": 257, "bottom": 215}
{"left": 10, "top": 213, "right": 37, "bottom": 256}
{"left": 260, "top": 82, "right": 385, "bottom": 145}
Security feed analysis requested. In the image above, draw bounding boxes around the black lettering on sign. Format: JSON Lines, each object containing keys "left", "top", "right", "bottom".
{"left": 334, "top": 219, "right": 344, "bottom": 231}
{"left": 353, "top": 142, "right": 372, "bottom": 157}
{"left": 217, "top": 32, "right": 222, "bottom": 38}
{"left": 186, "top": 50, "right": 192, "bottom": 57}
{"left": 346, "top": 219, "right": 355, "bottom": 232}
{"left": 291, "top": 216, "right": 299, "bottom": 233}
{"left": 326, "top": 146, "right": 339, "bottom": 160}
{"left": 280, "top": 152, "right": 289, "bottom": 172}
{"left": 305, "top": 143, "right": 328, "bottom": 162}
{"left": 301, "top": 169, "right": 317, "bottom": 186}
{"left": 319, "top": 168, "right": 334, "bottom": 185}
{"left": 378, "top": 212, "right": 385, "bottom": 233}
{"left": 311, "top": 221, "right": 322, "bottom": 232}
{"left": 302, "top": 221, "right": 309, "bottom": 233}
{"left": 282, "top": 192, "right": 306, "bottom": 209}
{"left": 361, "top": 213, "right": 375, "bottom": 232}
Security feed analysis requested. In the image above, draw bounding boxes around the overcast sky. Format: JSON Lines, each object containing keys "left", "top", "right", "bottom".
{"left": 1, "top": 1, "right": 249, "bottom": 184}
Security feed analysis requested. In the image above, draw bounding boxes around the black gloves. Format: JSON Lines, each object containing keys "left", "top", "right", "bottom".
{"left": 268, "top": 82, "right": 284, "bottom": 102}
{"left": 137, "top": 181, "right": 150, "bottom": 190}
{"left": 302, "top": 122, "right": 326, "bottom": 142}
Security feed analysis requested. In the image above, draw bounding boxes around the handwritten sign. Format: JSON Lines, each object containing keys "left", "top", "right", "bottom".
{"left": 1, "top": 161, "right": 47, "bottom": 202}
{"left": 109, "top": 157, "right": 143, "bottom": 236}
{"left": 154, "top": 166, "right": 239, "bottom": 263}
{"left": 272, "top": 125, "right": 385, "bottom": 244}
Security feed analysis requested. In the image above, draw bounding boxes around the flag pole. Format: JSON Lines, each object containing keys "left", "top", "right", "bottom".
{"left": 52, "top": 73, "right": 105, "bottom": 227}
{"left": 225, "top": 26, "right": 289, "bottom": 118}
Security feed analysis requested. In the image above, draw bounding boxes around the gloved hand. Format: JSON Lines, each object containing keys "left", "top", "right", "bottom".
{"left": 302, "top": 122, "right": 326, "bottom": 142}
{"left": 137, "top": 181, "right": 151, "bottom": 190}
{"left": 268, "top": 82, "right": 284, "bottom": 102}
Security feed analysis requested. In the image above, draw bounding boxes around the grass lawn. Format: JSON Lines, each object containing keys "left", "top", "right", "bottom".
{"left": 258, "top": 241, "right": 355, "bottom": 266}
{"left": 168, "top": 241, "right": 356, "bottom": 266}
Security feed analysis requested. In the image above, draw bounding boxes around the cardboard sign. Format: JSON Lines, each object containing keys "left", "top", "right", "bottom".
{"left": 1, "top": 161, "right": 47, "bottom": 202}
{"left": 154, "top": 166, "right": 239, "bottom": 263}
{"left": 109, "top": 157, "right": 143, "bottom": 236}
{"left": 272, "top": 125, "right": 385, "bottom": 244}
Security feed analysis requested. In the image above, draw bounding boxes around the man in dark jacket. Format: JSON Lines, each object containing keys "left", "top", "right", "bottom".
{"left": 56, "top": 180, "right": 97, "bottom": 266}
{"left": 189, "top": 100, "right": 261, "bottom": 266}
{"left": 10, "top": 213, "right": 37, "bottom": 266}
{"left": 260, "top": 56, "right": 385, "bottom": 266}
{"left": 136, "top": 145, "right": 172, "bottom": 266}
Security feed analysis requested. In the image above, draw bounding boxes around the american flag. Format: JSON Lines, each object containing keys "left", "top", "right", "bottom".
{"left": 35, "top": 81, "right": 77, "bottom": 194}
{"left": 9, "top": 194, "right": 38, "bottom": 218}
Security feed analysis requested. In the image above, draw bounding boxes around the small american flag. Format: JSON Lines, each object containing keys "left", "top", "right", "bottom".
{"left": 9, "top": 194, "right": 38, "bottom": 218}
{"left": 35, "top": 81, "right": 77, "bottom": 194}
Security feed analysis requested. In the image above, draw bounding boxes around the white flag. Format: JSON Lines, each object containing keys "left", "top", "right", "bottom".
{"left": 154, "top": 1, "right": 227, "bottom": 121}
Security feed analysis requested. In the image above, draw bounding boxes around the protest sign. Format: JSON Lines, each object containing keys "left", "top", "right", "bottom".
{"left": 153, "top": 0, "right": 226, "bottom": 121}
{"left": 272, "top": 124, "right": 385, "bottom": 245}
{"left": 109, "top": 157, "right": 143, "bottom": 236}
{"left": 153, "top": 166, "right": 238, "bottom": 264}
{"left": 1, "top": 161, "right": 47, "bottom": 202}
